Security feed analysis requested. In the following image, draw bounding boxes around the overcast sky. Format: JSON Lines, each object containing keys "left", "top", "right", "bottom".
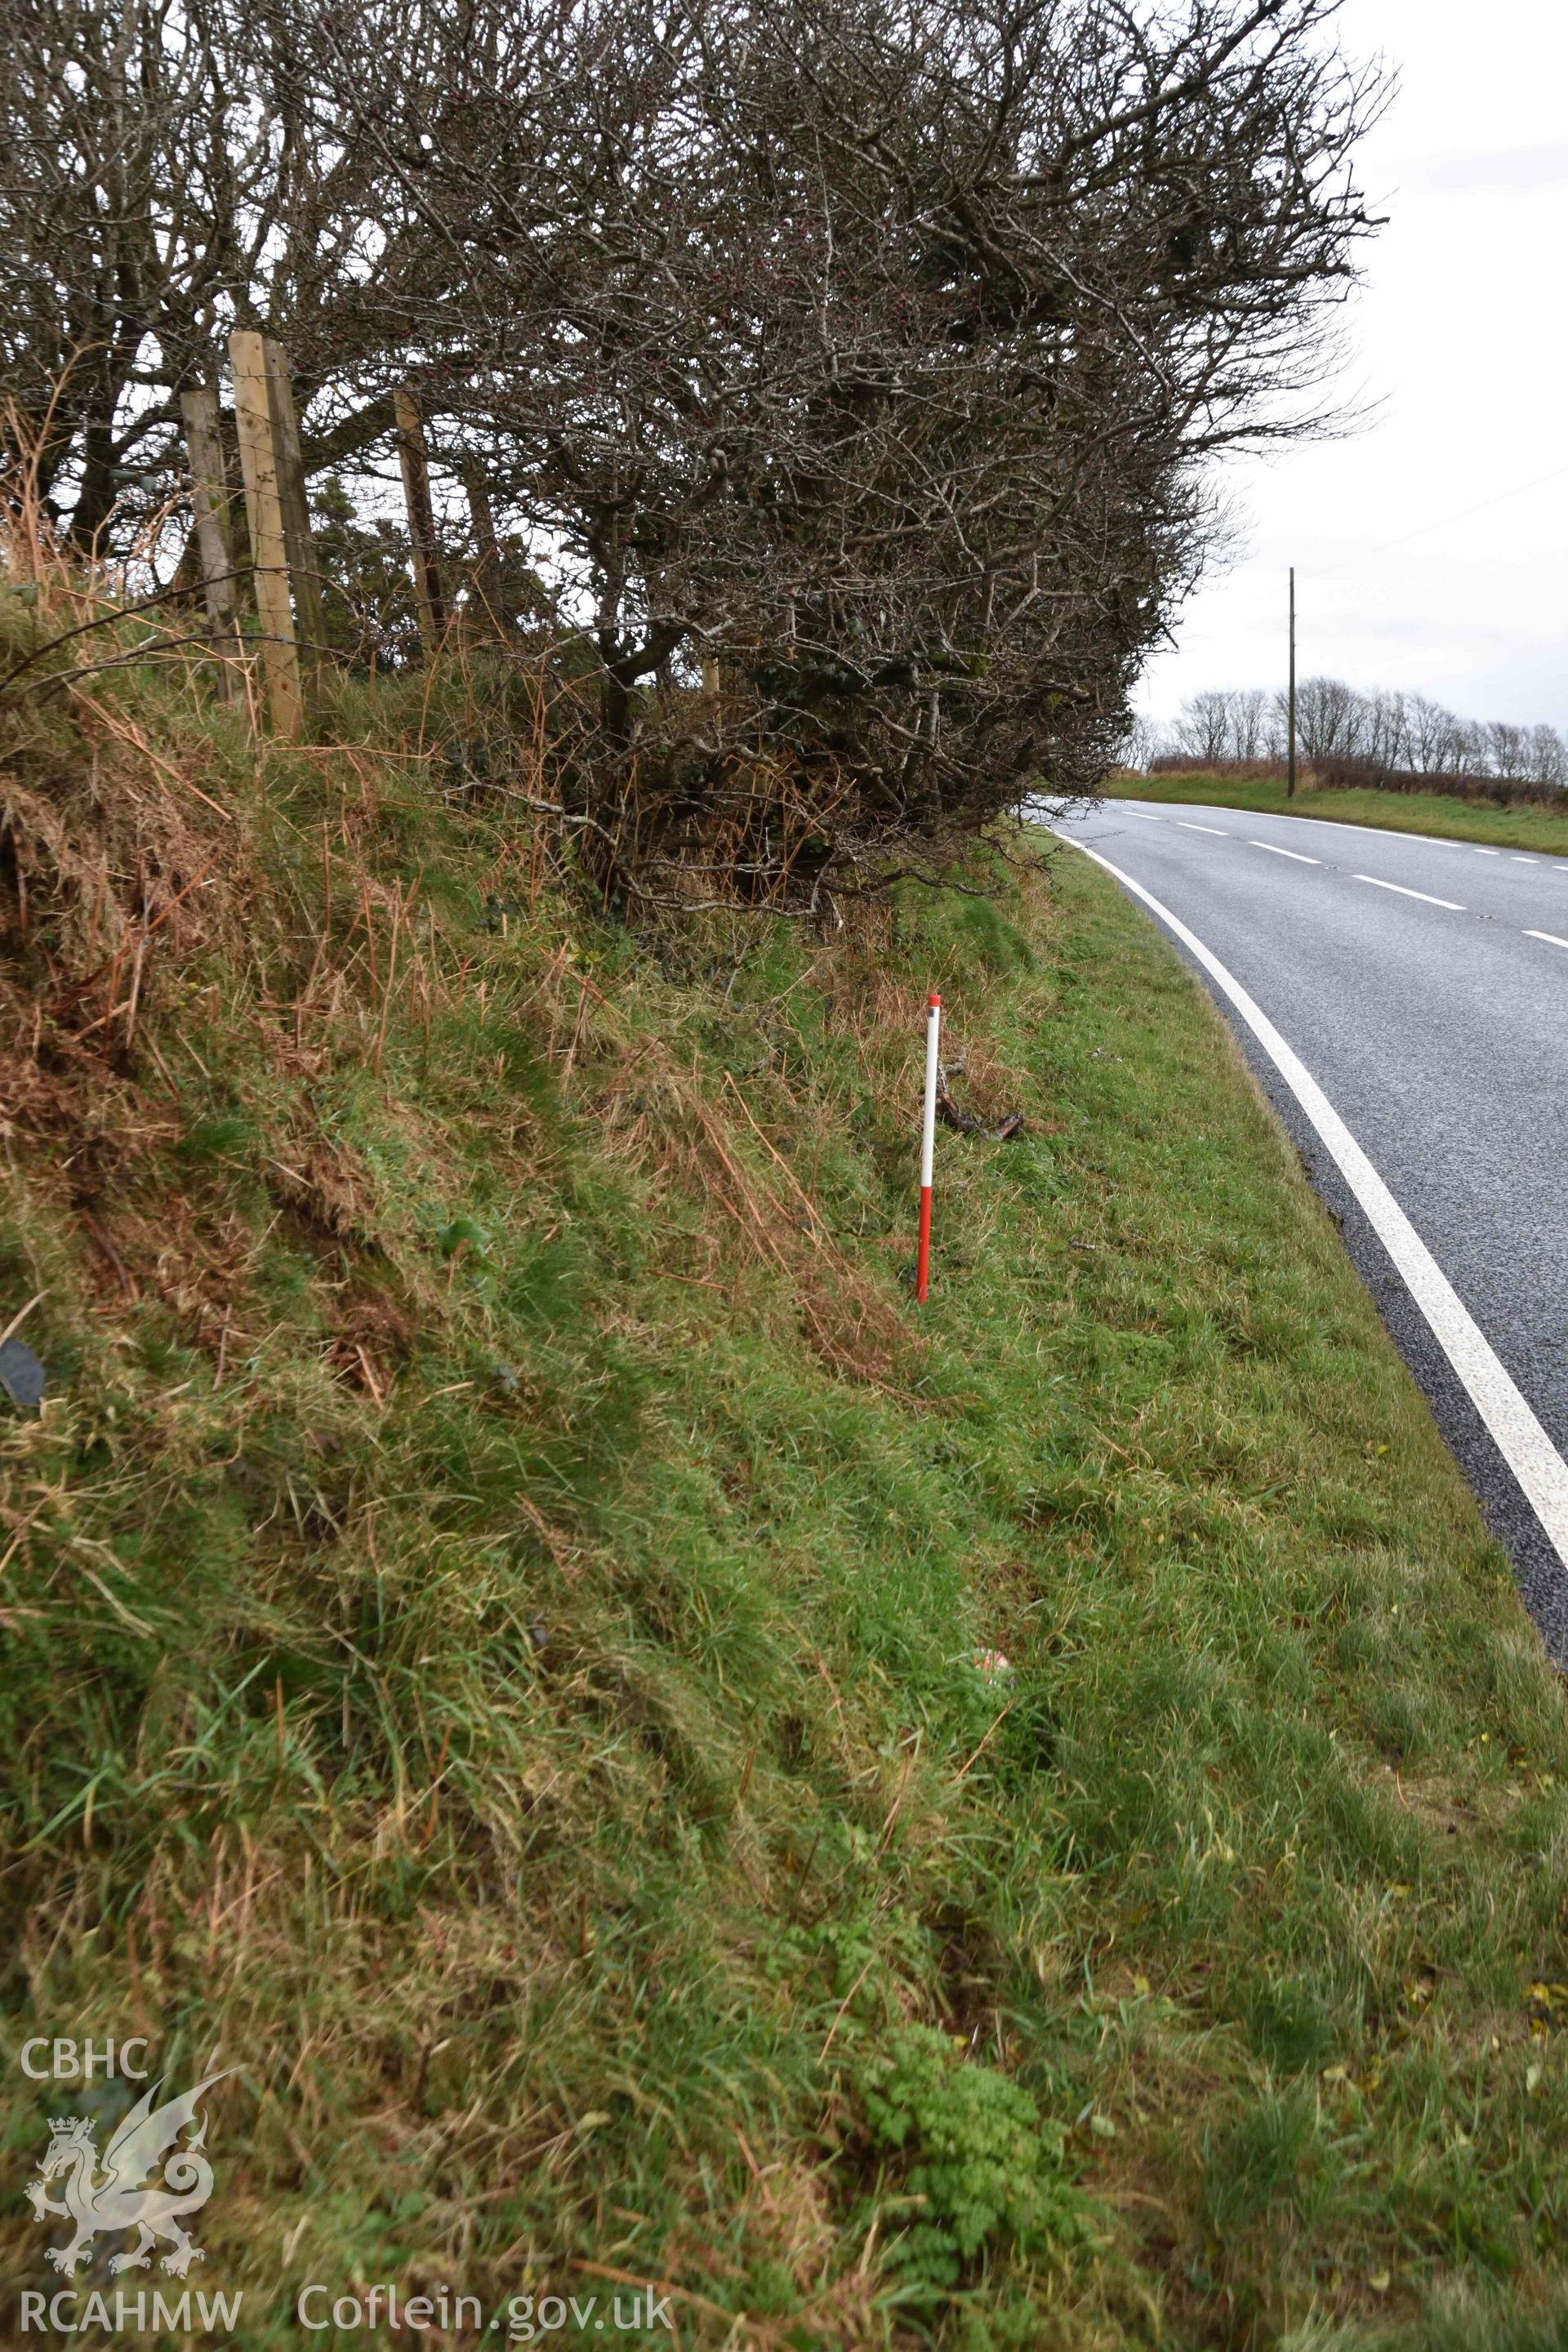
{"left": 1139, "top": 0, "right": 1568, "bottom": 733}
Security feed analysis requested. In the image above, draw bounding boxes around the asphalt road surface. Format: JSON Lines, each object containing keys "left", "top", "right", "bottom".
{"left": 1042, "top": 794, "right": 1568, "bottom": 1661}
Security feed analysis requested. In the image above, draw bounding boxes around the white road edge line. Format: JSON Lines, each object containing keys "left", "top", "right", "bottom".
{"left": 1052, "top": 830, "right": 1568, "bottom": 1582}
{"left": 1248, "top": 840, "right": 1320, "bottom": 864}
{"left": 1352, "top": 874, "right": 1465, "bottom": 911}
{"left": 1178, "top": 822, "right": 1230, "bottom": 835}
{"left": 1525, "top": 929, "right": 1568, "bottom": 952}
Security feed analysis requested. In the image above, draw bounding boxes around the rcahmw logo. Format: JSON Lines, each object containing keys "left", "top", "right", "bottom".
{"left": 16, "top": 2037, "right": 243, "bottom": 2336}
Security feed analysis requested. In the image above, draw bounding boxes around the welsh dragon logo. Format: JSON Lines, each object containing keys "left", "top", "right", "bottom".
{"left": 25, "top": 2068, "right": 234, "bottom": 2278}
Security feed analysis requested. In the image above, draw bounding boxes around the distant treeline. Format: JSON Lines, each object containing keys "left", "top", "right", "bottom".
{"left": 1129, "top": 679, "right": 1568, "bottom": 803}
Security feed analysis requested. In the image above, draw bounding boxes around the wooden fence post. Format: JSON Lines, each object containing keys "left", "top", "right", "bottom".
{"left": 179, "top": 384, "right": 244, "bottom": 708}
{"left": 229, "top": 327, "right": 304, "bottom": 740}
{"left": 394, "top": 387, "right": 448, "bottom": 653}
{"left": 262, "top": 337, "right": 325, "bottom": 672}
{"left": 460, "top": 450, "right": 505, "bottom": 636}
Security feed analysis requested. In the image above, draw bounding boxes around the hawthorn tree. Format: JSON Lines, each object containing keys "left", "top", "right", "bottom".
{"left": 0, "top": 0, "right": 1383, "bottom": 905}
{"left": 292, "top": 0, "right": 1381, "bottom": 900}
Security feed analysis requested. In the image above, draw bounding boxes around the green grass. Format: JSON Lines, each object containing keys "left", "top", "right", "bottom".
{"left": 2, "top": 661, "right": 1568, "bottom": 2347}
{"left": 1119, "top": 772, "right": 1568, "bottom": 856}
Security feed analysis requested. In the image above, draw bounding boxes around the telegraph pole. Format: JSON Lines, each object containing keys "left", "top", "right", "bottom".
{"left": 1286, "top": 566, "right": 1297, "bottom": 800}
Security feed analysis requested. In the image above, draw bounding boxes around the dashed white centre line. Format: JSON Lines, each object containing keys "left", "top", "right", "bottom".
{"left": 1178, "top": 822, "right": 1229, "bottom": 835}
{"left": 1513, "top": 856, "right": 1539, "bottom": 864}
{"left": 1472, "top": 847, "right": 1500, "bottom": 856}
{"left": 1248, "top": 840, "right": 1320, "bottom": 864}
{"left": 1352, "top": 874, "right": 1465, "bottom": 911}
{"left": 1525, "top": 929, "right": 1568, "bottom": 952}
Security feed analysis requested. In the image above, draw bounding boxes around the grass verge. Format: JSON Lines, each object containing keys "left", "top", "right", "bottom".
{"left": 1117, "top": 773, "right": 1568, "bottom": 857}
{"left": 1, "top": 661, "right": 1567, "bottom": 2348}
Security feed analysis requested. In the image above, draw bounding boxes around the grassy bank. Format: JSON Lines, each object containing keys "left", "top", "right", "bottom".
{"left": 2, "top": 659, "right": 1568, "bottom": 2348}
{"left": 1118, "top": 773, "right": 1568, "bottom": 857}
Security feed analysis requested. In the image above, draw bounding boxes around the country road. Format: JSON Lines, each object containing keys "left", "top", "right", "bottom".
{"left": 1041, "top": 795, "right": 1568, "bottom": 1660}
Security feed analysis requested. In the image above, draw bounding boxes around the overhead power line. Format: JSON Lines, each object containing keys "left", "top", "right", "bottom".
{"left": 1376, "top": 461, "right": 1568, "bottom": 551}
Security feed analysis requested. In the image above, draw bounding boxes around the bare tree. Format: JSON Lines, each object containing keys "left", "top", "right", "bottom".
{"left": 1526, "top": 724, "right": 1566, "bottom": 791}
{"left": 1117, "top": 715, "right": 1159, "bottom": 774}
{"left": 1405, "top": 693, "right": 1462, "bottom": 776}
{"left": 1292, "top": 675, "right": 1364, "bottom": 765}
{"left": 2, "top": 0, "right": 1385, "bottom": 902}
{"left": 1361, "top": 688, "right": 1408, "bottom": 776}
{"left": 1172, "top": 691, "right": 1237, "bottom": 764}
{"left": 1486, "top": 720, "right": 1530, "bottom": 783}
{"left": 1230, "top": 688, "right": 1271, "bottom": 761}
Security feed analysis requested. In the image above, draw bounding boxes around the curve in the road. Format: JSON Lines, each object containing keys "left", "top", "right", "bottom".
{"left": 1050, "top": 816, "right": 1568, "bottom": 1656}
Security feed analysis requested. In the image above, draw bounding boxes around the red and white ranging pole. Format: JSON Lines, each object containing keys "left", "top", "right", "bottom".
{"left": 916, "top": 991, "right": 941, "bottom": 1303}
